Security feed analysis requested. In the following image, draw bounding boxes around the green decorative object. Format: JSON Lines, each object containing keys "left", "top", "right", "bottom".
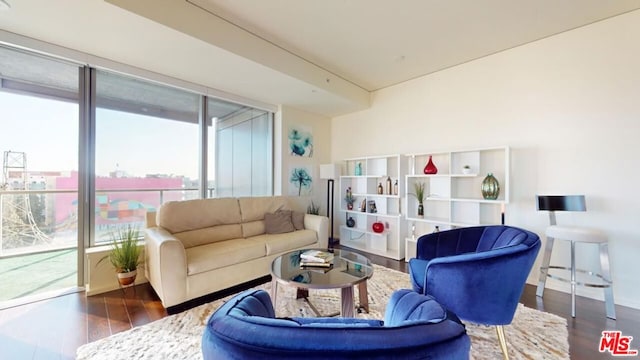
{"left": 307, "top": 201, "right": 320, "bottom": 215}
{"left": 97, "top": 225, "right": 143, "bottom": 287}
{"left": 344, "top": 188, "right": 357, "bottom": 210}
{"left": 412, "top": 182, "right": 426, "bottom": 218}
{"left": 481, "top": 173, "right": 500, "bottom": 200}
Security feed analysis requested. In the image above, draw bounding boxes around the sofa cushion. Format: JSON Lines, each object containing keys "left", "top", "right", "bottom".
{"left": 252, "top": 230, "right": 318, "bottom": 256}
{"left": 239, "top": 196, "right": 289, "bottom": 222}
{"left": 185, "top": 238, "right": 266, "bottom": 275}
{"left": 174, "top": 224, "right": 243, "bottom": 249}
{"left": 157, "top": 198, "right": 241, "bottom": 234}
{"left": 239, "top": 196, "right": 290, "bottom": 237}
{"left": 264, "top": 211, "right": 295, "bottom": 234}
{"left": 242, "top": 221, "right": 266, "bottom": 239}
{"left": 292, "top": 211, "right": 305, "bottom": 230}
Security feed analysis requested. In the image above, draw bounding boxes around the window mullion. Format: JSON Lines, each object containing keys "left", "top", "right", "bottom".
{"left": 199, "top": 95, "right": 208, "bottom": 199}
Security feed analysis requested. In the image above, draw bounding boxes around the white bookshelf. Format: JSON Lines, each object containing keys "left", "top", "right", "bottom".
{"left": 339, "top": 154, "right": 407, "bottom": 260}
{"left": 403, "top": 146, "right": 510, "bottom": 261}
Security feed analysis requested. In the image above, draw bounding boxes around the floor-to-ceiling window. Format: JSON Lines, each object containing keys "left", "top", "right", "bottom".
{"left": 0, "top": 42, "right": 274, "bottom": 305}
{"left": 0, "top": 46, "right": 80, "bottom": 304}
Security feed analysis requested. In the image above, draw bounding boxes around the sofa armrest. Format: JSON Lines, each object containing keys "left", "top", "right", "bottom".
{"left": 303, "top": 214, "right": 329, "bottom": 248}
{"left": 145, "top": 227, "right": 188, "bottom": 308}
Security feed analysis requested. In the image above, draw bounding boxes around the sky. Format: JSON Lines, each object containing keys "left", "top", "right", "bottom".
{"left": 1, "top": 91, "right": 202, "bottom": 179}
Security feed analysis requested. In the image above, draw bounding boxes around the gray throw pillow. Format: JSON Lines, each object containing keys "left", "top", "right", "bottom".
{"left": 291, "top": 211, "right": 305, "bottom": 230}
{"left": 265, "top": 211, "right": 295, "bottom": 234}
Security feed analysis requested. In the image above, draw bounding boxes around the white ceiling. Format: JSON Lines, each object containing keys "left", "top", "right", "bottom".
{"left": 190, "top": 0, "right": 640, "bottom": 91}
{"left": 1, "top": 0, "right": 640, "bottom": 117}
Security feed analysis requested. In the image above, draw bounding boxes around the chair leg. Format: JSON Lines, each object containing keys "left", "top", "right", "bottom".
{"left": 496, "top": 325, "right": 509, "bottom": 360}
{"left": 570, "top": 240, "right": 576, "bottom": 318}
{"left": 536, "top": 236, "right": 555, "bottom": 298}
{"left": 599, "top": 243, "right": 616, "bottom": 319}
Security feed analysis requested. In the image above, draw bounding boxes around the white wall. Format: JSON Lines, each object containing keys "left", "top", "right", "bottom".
{"left": 331, "top": 11, "right": 640, "bottom": 309}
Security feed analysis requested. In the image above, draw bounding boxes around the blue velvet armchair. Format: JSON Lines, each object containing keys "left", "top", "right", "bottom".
{"left": 408, "top": 225, "right": 541, "bottom": 359}
{"left": 202, "top": 288, "right": 470, "bottom": 359}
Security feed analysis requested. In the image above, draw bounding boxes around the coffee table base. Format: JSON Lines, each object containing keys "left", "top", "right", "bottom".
{"left": 272, "top": 279, "right": 369, "bottom": 318}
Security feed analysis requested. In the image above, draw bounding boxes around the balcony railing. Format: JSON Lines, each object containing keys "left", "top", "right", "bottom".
{"left": 0, "top": 187, "right": 213, "bottom": 258}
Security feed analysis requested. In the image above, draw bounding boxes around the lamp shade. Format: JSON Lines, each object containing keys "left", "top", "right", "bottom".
{"left": 319, "top": 164, "right": 340, "bottom": 180}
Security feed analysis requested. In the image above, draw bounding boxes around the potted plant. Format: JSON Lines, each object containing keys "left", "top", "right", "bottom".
{"left": 99, "top": 225, "right": 143, "bottom": 287}
{"left": 307, "top": 201, "right": 320, "bottom": 215}
{"left": 412, "top": 182, "right": 425, "bottom": 218}
{"left": 344, "top": 192, "right": 357, "bottom": 210}
{"left": 462, "top": 165, "right": 472, "bottom": 175}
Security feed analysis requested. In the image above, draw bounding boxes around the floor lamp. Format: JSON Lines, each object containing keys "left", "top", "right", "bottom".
{"left": 320, "top": 164, "right": 340, "bottom": 248}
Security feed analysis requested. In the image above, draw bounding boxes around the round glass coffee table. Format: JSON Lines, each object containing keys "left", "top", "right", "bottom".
{"left": 270, "top": 248, "right": 373, "bottom": 317}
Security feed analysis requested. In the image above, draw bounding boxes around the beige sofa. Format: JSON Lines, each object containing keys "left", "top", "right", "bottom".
{"left": 144, "top": 196, "right": 328, "bottom": 308}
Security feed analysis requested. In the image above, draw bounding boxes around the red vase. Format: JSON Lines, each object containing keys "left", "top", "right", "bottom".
{"left": 372, "top": 221, "right": 384, "bottom": 233}
{"left": 423, "top": 155, "right": 437, "bottom": 174}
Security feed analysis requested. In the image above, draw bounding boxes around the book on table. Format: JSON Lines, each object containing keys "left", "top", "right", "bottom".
{"left": 300, "top": 250, "right": 334, "bottom": 263}
{"left": 302, "top": 264, "right": 332, "bottom": 273}
{"left": 300, "top": 260, "right": 332, "bottom": 268}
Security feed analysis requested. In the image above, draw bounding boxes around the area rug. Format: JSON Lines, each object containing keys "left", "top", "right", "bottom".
{"left": 77, "top": 265, "right": 569, "bottom": 359}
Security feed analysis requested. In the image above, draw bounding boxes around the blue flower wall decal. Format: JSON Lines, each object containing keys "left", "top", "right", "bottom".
{"left": 289, "top": 127, "right": 313, "bottom": 157}
{"left": 290, "top": 167, "right": 312, "bottom": 196}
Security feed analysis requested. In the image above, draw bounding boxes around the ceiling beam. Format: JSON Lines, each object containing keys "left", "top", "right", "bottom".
{"left": 106, "top": 0, "right": 370, "bottom": 111}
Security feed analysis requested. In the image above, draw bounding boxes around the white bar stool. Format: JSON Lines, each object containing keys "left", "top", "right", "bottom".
{"left": 535, "top": 195, "right": 615, "bottom": 319}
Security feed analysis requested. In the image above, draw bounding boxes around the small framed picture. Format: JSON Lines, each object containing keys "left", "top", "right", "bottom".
{"left": 368, "top": 200, "right": 377, "bottom": 213}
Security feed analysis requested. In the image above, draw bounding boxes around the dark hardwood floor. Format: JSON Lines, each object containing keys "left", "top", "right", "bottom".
{"left": 0, "top": 248, "right": 637, "bottom": 359}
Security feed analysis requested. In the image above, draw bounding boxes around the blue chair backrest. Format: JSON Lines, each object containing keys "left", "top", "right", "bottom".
{"left": 476, "top": 226, "right": 537, "bottom": 252}
{"left": 417, "top": 225, "right": 538, "bottom": 258}
{"left": 202, "top": 289, "right": 470, "bottom": 360}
